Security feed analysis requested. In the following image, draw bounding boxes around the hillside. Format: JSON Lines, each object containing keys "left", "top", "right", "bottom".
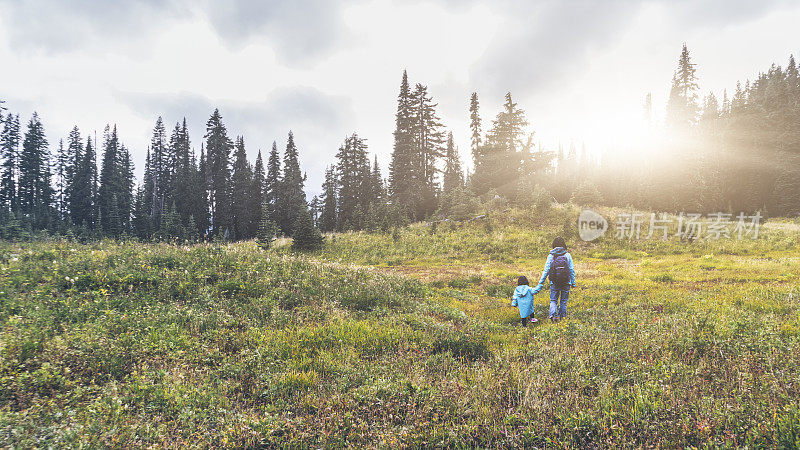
{"left": 2, "top": 208, "right": 799, "bottom": 447}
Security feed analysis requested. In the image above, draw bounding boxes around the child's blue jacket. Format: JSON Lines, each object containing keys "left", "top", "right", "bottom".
{"left": 511, "top": 285, "right": 535, "bottom": 318}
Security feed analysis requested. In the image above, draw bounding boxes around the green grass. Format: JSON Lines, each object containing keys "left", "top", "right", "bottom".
{"left": 1, "top": 207, "right": 799, "bottom": 447}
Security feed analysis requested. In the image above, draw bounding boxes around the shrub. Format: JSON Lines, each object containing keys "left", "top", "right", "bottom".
{"left": 291, "top": 208, "right": 324, "bottom": 251}
{"left": 570, "top": 181, "right": 603, "bottom": 206}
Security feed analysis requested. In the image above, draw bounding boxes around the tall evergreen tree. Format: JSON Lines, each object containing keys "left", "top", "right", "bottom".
{"left": 319, "top": 165, "right": 337, "bottom": 232}
{"left": 666, "top": 43, "right": 700, "bottom": 129}
{"left": 469, "top": 92, "right": 482, "bottom": 168}
{"left": 148, "top": 117, "right": 169, "bottom": 227}
{"left": 170, "top": 118, "right": 191, "bottom": 223}
{"left": 0, "top": 113, "right": 20, "bottom": 213}
{"left": 335, "top": 133, "right": 370, "bottom": 230}
{"left": 443, "top": 131, "right": 464, "bottom": 194}
{"left": 54, "top": 139, "right": 70, "bottom": 221}
{"left": 18, "top": 113, "right": 53, "bottom": 228}
{"left": 251, "top": 149, "right": 265, "bottom": 237}
{"left": 410, "top": 83, "right": 445, "bottom": 218}
{"left": 204, "top": 109, "right": 233, "bottom": 237}
{"left": 265, "top": 141, "right": 281, "bottom": 227}
{"left": 71, "top": 136, "right": 96, "bottom": 228}
{"left": 97, "top": 125, "right": 121, "bottom": 234}
{"left": 65, "top": 126, "right": 83, "bottom": 223}
{"left": 276, "top": 131, "right": 307, "bottom": 235}
{"left": 230, "top": 136, "right": 254, "bottom": 239}
{"left": 389, "top": 70, "right": 418, "bottom": 219}
{"left": 480, "top": 92, "right": 529, "bottom": 197}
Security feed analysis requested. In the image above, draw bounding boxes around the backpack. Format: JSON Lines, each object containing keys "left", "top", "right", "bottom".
{"left": 549, "top": 254, "right": 570, "bottom": 288}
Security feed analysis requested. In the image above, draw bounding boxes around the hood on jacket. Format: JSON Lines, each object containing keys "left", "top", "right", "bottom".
{"left": 514, "top": 285, "right": 531, "bottom": 295}
{"left": 550, "top": 247, "right": 567, "bottom": 256}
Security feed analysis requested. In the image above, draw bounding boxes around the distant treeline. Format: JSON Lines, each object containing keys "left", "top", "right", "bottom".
{"left": 0, "top": 44, "right": 798, "bottom": 241}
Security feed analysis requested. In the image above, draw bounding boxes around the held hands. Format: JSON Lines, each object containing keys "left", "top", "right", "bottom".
{"left": 532, "top": 284, "right": 543, "bottom": 295}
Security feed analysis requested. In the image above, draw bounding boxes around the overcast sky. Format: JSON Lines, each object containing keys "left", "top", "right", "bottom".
{"left": 2, "top": 0, "right": 799, "bottom": 194}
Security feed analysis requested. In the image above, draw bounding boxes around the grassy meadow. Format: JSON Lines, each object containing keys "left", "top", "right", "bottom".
{"left": 1, "top": 206, "right": 800, "bottom": 447}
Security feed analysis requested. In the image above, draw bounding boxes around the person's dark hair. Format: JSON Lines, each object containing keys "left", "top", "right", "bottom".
{"left": 552, "top": 236, "right": 567, "bottom": 249}
{"left": 517, "top": 275, "right": 529, "bottom": 286}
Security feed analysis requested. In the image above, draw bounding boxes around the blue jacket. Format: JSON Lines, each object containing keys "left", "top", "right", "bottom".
{"left": 511, "top": 285, "right": 536, "bottom": 318}
{"left": 535, "top": 247, "right": 575, "bottom": 292}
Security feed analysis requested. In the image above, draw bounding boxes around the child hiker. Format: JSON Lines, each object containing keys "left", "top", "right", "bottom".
{"left": 533, "top": 237, "right": 575, "bottom": 323}
{"left": 511, "top": 275, "right": 538, "bottom": 326}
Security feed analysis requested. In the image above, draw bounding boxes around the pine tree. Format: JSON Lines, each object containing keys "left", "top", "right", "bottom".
{"left": 389, "top": 70, "right": 417, "bottom": 220}
{"left": 277, "top": 131, "right": 307, "bottom": 235}
{"left": 335, "top": 133, "right": 370, "bottom": 230}
{"left": 469, "top": 92, "right": 482, "bottom": 167}
{"left": 98, "top": 125, "right": 123, "bottom": 235}
{"left": 71, "top": 136, "right": 96, "bottom": 228}
{"left": 319, "top": 165, "right": 337, "bottom": 232}
{"left": 189, "top": 145, "right": 210, "bottom": 239}
{"left": 54, "top": 139, "right": 69, "bottom": 221}
{"left": 230, "top": 136, "right": 254, "bottom": 239}
{"left": 118, "top": 145, "right": 135, "bottom": 234}
{"left": 410, "top": 83, "right": 445, "bottom": 218}
{"left": 291, "top": 207, "right": 323, "bottom": 251}
{"left": 204, "top": 109, "right": 233, "bottom": 238}
{"left": 147, "top": 117, "right": 169, "bottom": 228}
{"left": 170, "top": 119, "right": 191, "bottom": 224}
{"left": 18, "top": 112, "right": 53, "bottom": 228}
{"left": 65, "top": 126, "right": 83, "bottom": 223}
{"left": 257, "top": 197, "right": 276, "bottom": 250}
{"left": 477, "top": 93, "right": 529, "bottom": 197}
{"left": 265, "top": 141, "right": 281, "bottom": 228}
{"left": 107, "top": 194, "right": 122, "bottom": 237}
{"left": 443, "top": 131, "right": 464, "bottom": 194}
{"left": 0, "top": 113, "right": 20, "bottom": 213}
{"left": 370, "top": 156, "right": 384, "bottom": 206}
{"left": 131, "top": 184, "right": 151, "bottom": 239}
{"left": 666, "top": 43, "right": 700, "bottom": 129}
{"left": 251, "top": 149, "right": 265, "bottom": 236}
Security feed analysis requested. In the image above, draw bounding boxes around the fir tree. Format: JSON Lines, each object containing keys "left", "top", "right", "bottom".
{"left": 204, "top": 109, "right": 233, "bottom": 237}
{"left": 257, "top": 197, "right": 276, "bottom": 250}
{"left": 265, "top": 141, "right": 281, "bottom": 228}
{"left": 666, "top": 43, "right": 700, "bottom": 129}
{"left": 54, "top": 139, "right": 69, "bottom": 220}
{"left": 0, "top": 113, "right": 20, "bottom": 212}
{"left": 443, "top": 131, "right": 464, "bottom": 194}
{"left": 389, "top": 70, "right": 418, "bottom": 219}
{"left": 71, "top": 136, "right": 96, "bottom": 228}
{"left": 319, "top": 165, "right": 337, "bottom": 232}
{"left": 65, "top": 126, "right": 83, "bottom": 223}
{"left": 230, "top": 136, "right": 254, "bottom": 239}
{"left": 277, "top": 131, "right": 307, "bottom": 235}
{"left": 97, "top": 125, "right": 124, "bottom": 235}
{"left": 252, "top": 149, "right": 265, "bottom": 236}
{"left": 131, "top": 184, "right": 151, "bottom": 239}
{"left": 170, "top": 119, "right": 191, "bottom": 224}
{"left": 410, "top": 83, "right": 445, "bottom": 218}
{"left": 335, "top": 133, "right": 370, "bottom": 230}
{"left": 469, "top": 92, "right": 482, "bottom": 167}
{"left": 18, "top": 112, "right": 53, "bottom": 228}
{"left": 291, "top": 207, "right": 323, "bottom": 251}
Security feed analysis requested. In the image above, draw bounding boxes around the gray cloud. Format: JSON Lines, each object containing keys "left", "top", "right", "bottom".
{"left": 0, "top": 0, "right": 189, "bottom": 55}
{"left": 0, "top": 0, "right": 353, "bottom": 66}
{"left": 444, "top": 0, "right": 796, "bottom": 100}
{"left": 198, "top": 0, "right": 355, "bottom": 67}
{"left": 115, "top": 86, "right": 355, "bottom": 193}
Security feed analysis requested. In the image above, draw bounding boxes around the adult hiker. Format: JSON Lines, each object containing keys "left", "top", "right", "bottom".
{"left": 533, "top": 237, "right": 575, "bottom": 322}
